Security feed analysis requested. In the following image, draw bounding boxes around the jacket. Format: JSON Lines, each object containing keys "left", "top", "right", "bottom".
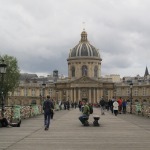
{"left": 83, "top": 104, "right": 90, "bottom": 116}
{"left": 43, "top": 99, "right": 54, "bottom": 114}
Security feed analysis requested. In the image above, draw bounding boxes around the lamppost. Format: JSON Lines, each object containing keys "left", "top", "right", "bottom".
{"left": 130, "top": 82, "right": 133, "bottom": 114}
{"left": 39, "top": 94, "right": 42, "bottom": 106}
{"left": 0, "top": 59, "right": 7, "bottom": 117}
{"left": 42, "top": 82, "right": 46, "bottom": 104}
{"left": 56, "top": 90, "right": 58, "bottom": 102}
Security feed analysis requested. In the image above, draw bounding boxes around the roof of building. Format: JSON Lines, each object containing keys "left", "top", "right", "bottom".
{"left": 20, "top": 73, "right": 38, "bottom": 80}
{"left": 68, "top": 30, "right": 101, "bottom": 59}
{"left": 144, "top": 66, "right": 149, "bottom": 77}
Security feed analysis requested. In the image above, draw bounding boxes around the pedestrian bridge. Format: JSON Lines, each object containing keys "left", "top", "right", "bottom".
{"left": 0, "top": 108, "right": 150, "bottom": 150}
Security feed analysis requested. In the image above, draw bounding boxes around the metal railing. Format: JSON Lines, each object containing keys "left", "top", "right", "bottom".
{"left": 0, "top": 105, "right": 43, "bottom": 123}
{"left": 126, "top": 103, "right": 150, "bottom": 117}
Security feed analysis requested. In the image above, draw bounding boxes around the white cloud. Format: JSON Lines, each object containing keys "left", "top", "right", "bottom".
{"left": 0, "top": 0, "right": 150, "bottom": 77}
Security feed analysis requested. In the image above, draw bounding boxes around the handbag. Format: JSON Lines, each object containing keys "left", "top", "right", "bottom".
{"left": 50, "top": 109, "right": 54, "bottom": 114}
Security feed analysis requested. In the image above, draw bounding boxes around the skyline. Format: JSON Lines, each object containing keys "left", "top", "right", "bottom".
{"left": 0, "top": 0, "right": 150, "bottom": 78}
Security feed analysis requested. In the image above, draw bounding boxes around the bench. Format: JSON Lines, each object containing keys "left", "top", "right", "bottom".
{"left": 93, "top": 115, "right": 100, "bottom": 126}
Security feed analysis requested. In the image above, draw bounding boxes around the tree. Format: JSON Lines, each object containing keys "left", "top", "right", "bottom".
{"left": 0, "top": 55, "right": 20, "bottom": 104}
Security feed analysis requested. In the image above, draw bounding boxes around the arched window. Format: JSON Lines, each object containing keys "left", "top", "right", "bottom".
{"left": 82, "top": 65, "right": 88, "bottom": 76}
{"left": 94, "top": 66, "right": 98, "bottom": 77}
{"left": 71, "top": 66, "right": 75, "bottom": 77}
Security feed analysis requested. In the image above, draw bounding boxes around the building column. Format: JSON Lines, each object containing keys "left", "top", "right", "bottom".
{"left": 70, "top": 88, "right": 73, "bottom": 102}
{"left": 78, "top": 88, "right": 80, "bottom": 102}
{"left": 101, "top": 89, "right": 103, "bottom": 97}
{"left": 89, "top": 88, "right": 91, "bottom": 103}
{"left": 97, "top": 88, "right": 99, "bottom": 102}
{"left": 66, "top": 90, "right": 68, "bottom": 101}
{"left": 93, "top": 88, "right": 95, "bottom": 104}
{"left": 74, "top": 88, "right": 76, "bottom": 102}
{"left": 66, "top": 90, "right": 68, "bottom": 99}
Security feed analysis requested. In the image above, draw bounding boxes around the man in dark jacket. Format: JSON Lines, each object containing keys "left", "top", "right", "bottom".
{"left": 43, "top": 95, "right": 54, "bottom": 130}
{"left": 99, "top": 97, "right": 105, "bottom": 115}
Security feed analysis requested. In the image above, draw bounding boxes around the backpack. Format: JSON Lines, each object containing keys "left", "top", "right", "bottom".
{"left": 88, "top": 104, "right": 93, "bottom": 114}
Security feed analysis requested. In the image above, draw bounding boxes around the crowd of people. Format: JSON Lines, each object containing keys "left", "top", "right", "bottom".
{"left": 99, "top": 96, "right": 127, "bottom": 116}
{"left": 78, "top": 96, "right": 128, "bottom": 126}
{"left": 1, "top": 95, "right": 127, "bottom": 129}
{"left": 1, "top": 95, "right": 128, "bottom": 131}
{"left": 42, "top": 96, "right": 86, "bottom": 130}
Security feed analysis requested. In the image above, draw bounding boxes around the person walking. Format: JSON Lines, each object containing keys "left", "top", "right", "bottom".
{"left": 117, "top": 97, "right": 123, "bottom": 114}
{"left": 109, "top": 97, "right": 114, "bottom": 114}
{"left": 78, "top": 101, "right": 82, "bottom": 111}
{"left": 43, "top": 95, "right": 54, "bottom": 130}
{"left": 122, "top": 99, "right": 127, "bottom": 114}
{"left": 74, "top": 101, "right": 77, "bottom": 109}
{"left": 113, "top": 100, "right": 119, "bottom": 116}
{"left": 99, "top": 97, "right": 105, "bottom": 115}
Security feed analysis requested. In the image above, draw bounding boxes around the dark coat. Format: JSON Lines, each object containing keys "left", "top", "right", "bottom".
{"left": 43, "top": 99, "right": 54, "bottom": 114}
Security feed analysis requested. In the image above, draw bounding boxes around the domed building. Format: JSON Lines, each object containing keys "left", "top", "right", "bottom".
{"left": 63, "top": 30, "right": 114, "bottom": 103}
{"left": 68, "top": 30, "right": 102, "bottom": 79}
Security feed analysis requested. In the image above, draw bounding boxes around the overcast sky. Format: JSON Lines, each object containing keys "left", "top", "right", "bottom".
{"left": 0, "top": 0, "right": 150, "bottom": 78}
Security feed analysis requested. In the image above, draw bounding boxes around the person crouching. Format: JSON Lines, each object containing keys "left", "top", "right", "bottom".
{"left": 79, "top": 100, "right": 90, "bottom": 126}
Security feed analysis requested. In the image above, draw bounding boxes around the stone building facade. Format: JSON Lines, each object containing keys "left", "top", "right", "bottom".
{"left": 115, "top": 75, "right": 150, "bottom": 104}
{"left": 7, "top": 31, "right": 150, "bottom": 106}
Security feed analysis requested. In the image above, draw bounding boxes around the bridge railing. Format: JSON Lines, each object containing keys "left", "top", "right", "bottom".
{"left": 0, "top": 105, "right": 43, "bottom": 123}
{"left": 127, "top": 103, "right": 150, "bottom": 117}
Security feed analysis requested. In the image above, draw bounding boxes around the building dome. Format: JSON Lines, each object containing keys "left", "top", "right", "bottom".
{"left": 67, "top": 30, "right": 102, "bottom": 79}
{"left": 69, "top": 30, "right": 100, "bottom": 58}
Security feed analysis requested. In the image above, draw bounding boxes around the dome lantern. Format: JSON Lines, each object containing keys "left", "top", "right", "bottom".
{"left": 81, "top": 31, "right": 88, "bottom": 42}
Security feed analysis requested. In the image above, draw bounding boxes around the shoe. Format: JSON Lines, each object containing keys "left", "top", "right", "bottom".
{"left": 7, "top": 125, "right": 12, "bottom": 128}
{"left": 45, "top": 127, "right": 47, "bottom": 130}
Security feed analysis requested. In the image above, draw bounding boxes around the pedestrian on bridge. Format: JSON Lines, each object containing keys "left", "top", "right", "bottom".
{"left": 43, "top": 95, "right": 54, "bottom": 130}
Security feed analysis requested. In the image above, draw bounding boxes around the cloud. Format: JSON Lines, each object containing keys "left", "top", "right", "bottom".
{"left": 0, "top": 0, "right": 150, "bottom": 78}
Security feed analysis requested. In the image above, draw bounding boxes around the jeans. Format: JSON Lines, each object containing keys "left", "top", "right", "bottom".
{"left": 79, "top": 114, "right": 89, "bottom": 124}
{"left": 101, "top": 106, "right": 105, "bottom": 115}
{"left": 44, "top": 112, "right": 51, "bottom": 128}
{"left": 114, "top": 110, "right": 118, "bottom": 116}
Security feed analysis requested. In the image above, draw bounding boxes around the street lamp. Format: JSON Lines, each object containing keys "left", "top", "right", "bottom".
{"left": 130, "top": 82, "right": 133, "bottom": 114}
{"left": 56, "top": 90, "right": 58, "bottom": 102}
{"left": 0, "top": 59, "right": 7, "bottom": 117}
{"left": 42, "top": 82, "right": 46, "bottom": 99}
{"left": 39, "top": 94, "right": 42, "bottom": 106}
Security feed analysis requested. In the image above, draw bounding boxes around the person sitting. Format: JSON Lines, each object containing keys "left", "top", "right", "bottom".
{"left": 0, "top": 114, "right": 10, "bottom": 127}
{"left": 79, "top": 100, "right": 90, "bottom": 126}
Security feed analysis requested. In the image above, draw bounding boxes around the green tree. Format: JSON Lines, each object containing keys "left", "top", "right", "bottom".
{"left": 0, "top": 55, "right": 20, "bottom": 104}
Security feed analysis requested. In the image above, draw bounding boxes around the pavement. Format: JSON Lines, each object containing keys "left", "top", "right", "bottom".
{"left": 0, "top": 108, "right": 150, "bottom": 150}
